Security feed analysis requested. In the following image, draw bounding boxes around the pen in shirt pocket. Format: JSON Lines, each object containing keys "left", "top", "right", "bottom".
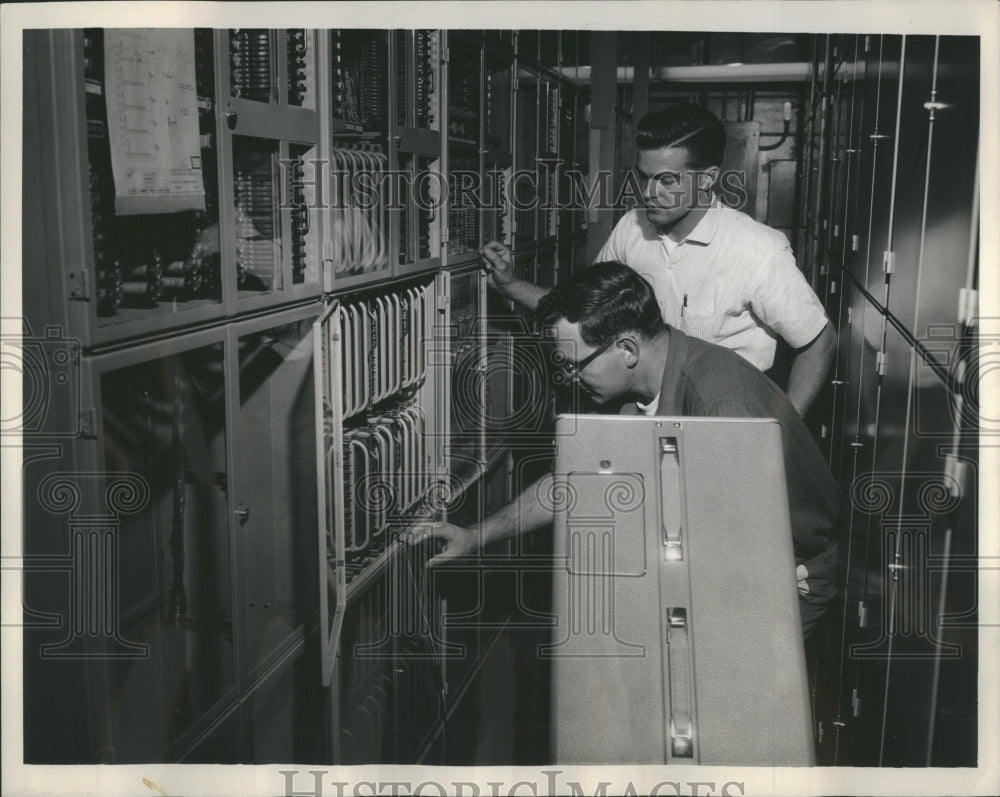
{"left": 681, "top": 293, "right": 688, "bottom": 318}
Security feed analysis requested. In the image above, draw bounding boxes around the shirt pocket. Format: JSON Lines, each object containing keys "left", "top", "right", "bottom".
{"left": 678, "top": 306, "right": 722, "bottom": 342}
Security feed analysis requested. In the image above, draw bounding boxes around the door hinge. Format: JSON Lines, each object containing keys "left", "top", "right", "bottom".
{"left": 440, "top": 228, "right": 449, "bottom": 244}
{"left": 441, "top": 46, "right": 450, "bottom": 64}
{"left": 70, "top": 268, "right": 91, "bottom": 301}
{"left": 852, "top": 688, "right": 862, "bottom": 717}
{"left": 864, "top": 35, "right": 872, "bottom": 53}
{"left": 322, "top": 240, "right": 335, "bottom": 272}
{"left": 846, "top": 306, "right": 853, "bottom": 324}
{"left": 882, "top": 250, "right": 895, "bottom": 274}
{"left": 875, "top": 351, "right": 886, "bottom": 376}
{"left": 958, "top": 287, "right": 978, "bottom": 327}
{"left": 830, "top": 280, "right": 837, "bottom": 295}
{"left": 436, "top": 294, "right": 449, "bottom": 311}
{"left": 857, "top": 600, "right": 868, "bottom": 628}
{"left": 80, "top": 407, "right": 97, "bottom": 439}
{"left": 851, "top": 234, "right": 860, "bottom": 251}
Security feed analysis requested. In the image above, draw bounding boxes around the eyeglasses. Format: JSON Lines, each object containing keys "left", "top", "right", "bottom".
{"left": 555, "top": 338, "right": 615, "bottom": 378}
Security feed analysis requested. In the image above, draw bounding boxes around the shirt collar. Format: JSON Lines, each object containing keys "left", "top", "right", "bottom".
{"left": 642, "top": 197, "right": 723, "bottom": 247}
{"left": 682, "top": 199, "right": 723, "bottom": 246}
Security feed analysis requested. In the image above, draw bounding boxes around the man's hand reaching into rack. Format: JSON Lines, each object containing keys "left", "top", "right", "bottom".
{"left": 479, "top": 241, "right": 516, "bottom": 291}
{"left": 478, "top": 240, "right": 548, "bottom": 312}
{"left": 406, "top": 521, "right": 481, "bottom": 567}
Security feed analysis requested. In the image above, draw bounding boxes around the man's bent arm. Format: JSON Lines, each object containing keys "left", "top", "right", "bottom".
{"left": 480, "top": 241, "right": 549, "bottom": 311}
{"left": 491, "top": 276, "right": 549, "bottom": 312}
{"left": 786, "top": 321, "right": 837, "bottom": 416}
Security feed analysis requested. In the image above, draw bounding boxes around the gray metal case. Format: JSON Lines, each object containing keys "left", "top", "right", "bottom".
{"left": 548, "top": 414, "right": 814, "bottom": 765}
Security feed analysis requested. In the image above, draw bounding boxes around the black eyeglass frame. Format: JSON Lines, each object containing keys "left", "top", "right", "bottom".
{"left": 555, "top": 337, "right": 616, "bottom": 377}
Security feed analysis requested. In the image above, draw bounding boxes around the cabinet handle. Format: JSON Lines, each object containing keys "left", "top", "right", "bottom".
{"left": 235, "top": 503, "right": 250, "bottom": 526}
{"left": 224, "top": 111, "right": 238, "bottom": 130}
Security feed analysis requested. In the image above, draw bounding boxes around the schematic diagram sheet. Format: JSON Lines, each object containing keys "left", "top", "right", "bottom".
{"left": 104, "top": 29, "right": 206, "bottom": 215}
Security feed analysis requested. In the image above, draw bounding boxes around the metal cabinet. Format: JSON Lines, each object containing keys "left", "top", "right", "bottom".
{"left": 23, "top": 29, "right": 322, "bottom": 348}
{"left": 314, "top": 271, "right": 448, "bottom": 762}
{"left": 847, "top": 35, "right": 903, "bottom": 297}
{"left": 484, "top": 40, "right": 515, "bottom": 248}
{"left": 885, "top": 37, "right": 979, "bottom": 344}
{"left": 808, "top": 31, "right": 980, "bottom": 766}
{"left": 22, "top": 300, "right": 322, "bottom": 762}
{"left": 324, "top": 29, "right": 394, "bottom": 289}
{"left": 222, "top": 29, "right": 323, "bottom": 311}
{"left": 393, "top": 30, "right": 444, "bottom": 277}
{"left": 443, "top": 32, "right": 485, "bottom": 266}
{"left": 323, "top": 29, "right": 444, "bottom": 287}
{"left": 22, "top": 27, "right": 327, "bottom": 763}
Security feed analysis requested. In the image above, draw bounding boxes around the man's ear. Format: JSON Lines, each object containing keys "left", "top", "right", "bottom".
{"left": 619, "top": 335, "right": 640, "bottom": 368}
{"left": 700, "top": 165, "right": 721, "bottom": 192}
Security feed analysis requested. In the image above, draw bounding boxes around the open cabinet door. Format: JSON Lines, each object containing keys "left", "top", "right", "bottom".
{"left": 314, "top": 301, "right": 347, "bottom": 689}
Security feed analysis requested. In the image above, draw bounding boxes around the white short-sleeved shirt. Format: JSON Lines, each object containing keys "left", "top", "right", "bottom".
{"left": 595, "top": 205, "right": 829, "bottom": 371}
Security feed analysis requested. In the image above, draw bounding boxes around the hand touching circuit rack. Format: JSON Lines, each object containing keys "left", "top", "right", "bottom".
{"left": 328, "top": 282, "right": 437, "bottom": 585}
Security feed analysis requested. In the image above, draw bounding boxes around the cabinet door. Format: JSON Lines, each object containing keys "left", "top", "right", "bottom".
{"left": 325, "top": 30, "right": 395, "bottom": 290}
{"left": 230, "top": 306, "right": 320, "bottom": 684}
{"left": 890, "top": 36, "right": 979, "bottom": 343}
{"left": 26, "top": 29, "right": 228, "bottom": 346}
{"left": 857, "top": 35, "right": 903, "bottom": 301}
{"left": 90, "top": 333, "right": 236, "bottom": 761}
{"left": 558, "top": 85, "right": 582, "bottom": 241}
{"left": 221, "top": 30, "right": 322, "bottom": 312}
{"left": 445, "top": 267, "right": 488, "bottom": 484}
{"left": 512, "top": 62, "right": 539, "bottom": 249}
{"left": 483, "top": 45, "right": 514, "bottom": 248}
{"left": 443, "top": 31, "right": 484, "bottom": 267}
{"left": 392, "top": 30, "right": 444, "bottom": 277}
{"left": 882, "top": 35, "right": 937, "bottom": 325}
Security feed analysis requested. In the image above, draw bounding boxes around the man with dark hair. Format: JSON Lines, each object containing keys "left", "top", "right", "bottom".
{"left": 480, "top": 102, "right": 836, "bottom": 417}
{"left": 413, "top": 261, "right": 840, "bottom": 638}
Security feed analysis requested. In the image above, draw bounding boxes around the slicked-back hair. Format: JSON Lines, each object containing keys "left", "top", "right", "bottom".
{"left": 536, "top": 261, "right": 666, "bottom": 348}
{"left": 635, "top": 103, "right": 726, "bottom": 169}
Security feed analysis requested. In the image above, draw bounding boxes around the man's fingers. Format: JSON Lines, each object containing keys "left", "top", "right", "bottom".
{"left": 404, "top": 522, "right": 444, "bottom": 545}
{"left": 479, "top": 243, "right": 509, "bottom": 264}
{"left": 480, "top": 249, "right": 506, "bottom": 272}
{"left": 426, "top": 543, "right": 466, "bottom": 568}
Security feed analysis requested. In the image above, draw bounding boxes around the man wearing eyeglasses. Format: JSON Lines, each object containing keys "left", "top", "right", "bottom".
{"left": 480, "top": 103, "right": 836, "bottom": 417}
{"left": 412, "top": 260, "right": 840, "bottom": 639}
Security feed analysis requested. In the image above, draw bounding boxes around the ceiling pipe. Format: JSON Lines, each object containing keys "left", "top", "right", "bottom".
{"left": 559, "top": 61, "right": 864, "bottom": 83}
